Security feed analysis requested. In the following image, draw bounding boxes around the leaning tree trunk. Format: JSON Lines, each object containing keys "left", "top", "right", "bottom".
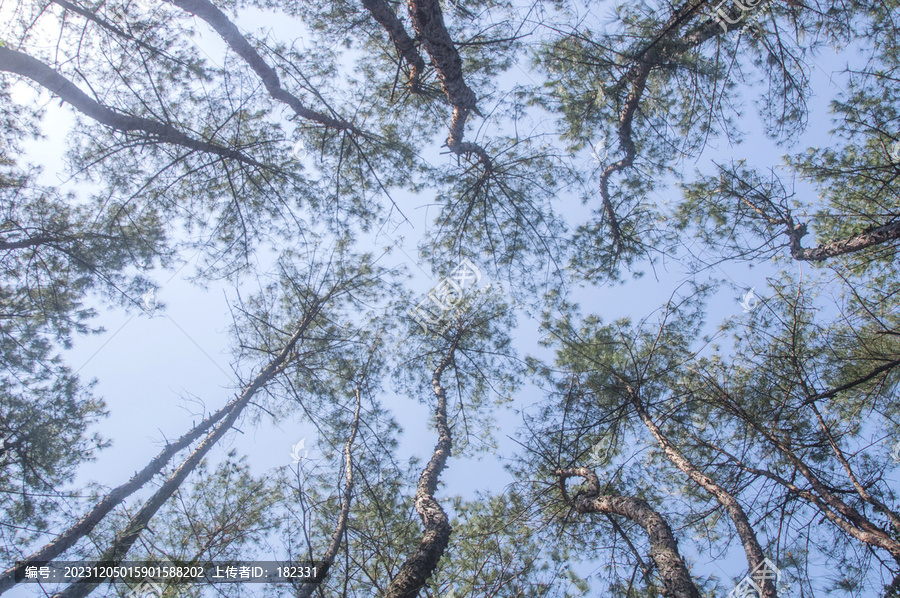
{"left": 557, "top": 467, "right": 701, "bottom": 598}
{"left": 49, "top": 308, "right": 321, "bottom": 598}
{"left": 0, "top": 398, "right": 234, "bottom": 594}
{"left": 627, "top": 385, "right": 777, "bottom": 598}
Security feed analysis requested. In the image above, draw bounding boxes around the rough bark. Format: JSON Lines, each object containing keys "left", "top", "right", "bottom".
{"left": 165, "top": 0, "right": 356, "bottom": 132}
{"left": 788, "top": 220, "right": 900, "bottom": 261}
{"left": 734, "top": 182, "right": 900, "bottom": 262}
{"left": 556, "top": 467, "right": 701, "bottom": 598}
{"left": 360, "top": 0, "right": 426, "bottom": 92}
{"left": 383, "top": 338, "right": 458, "bottom": 598}
{"left": 598, "top": 61, "right": 649, "bottom": 249}
{"left": 626, "top": 386, "right": 777, "bottom": 598}
{"left": 49, "top": 308, "right": 321, "bottom": 598}
{"left": 0, "top": 47, "right": 266, "bottom": 169}
{"left": 404, "top": 0, "right": 491, "bottom": 169}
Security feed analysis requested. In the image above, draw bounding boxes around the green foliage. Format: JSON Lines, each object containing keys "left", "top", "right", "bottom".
{"left": 5, "top": 0, "right": 900, "bottom": 595}
{"left": 0, "top": 370, "right": 107, "bottom": 550}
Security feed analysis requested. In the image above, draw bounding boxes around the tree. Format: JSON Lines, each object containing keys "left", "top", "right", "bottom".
{"left": 3, "top": 0, "right": 900, "bottom": 595}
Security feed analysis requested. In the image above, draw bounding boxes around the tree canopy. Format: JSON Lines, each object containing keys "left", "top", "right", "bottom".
{"left": 2, "top": 0, "right": 900, "bottom": 596}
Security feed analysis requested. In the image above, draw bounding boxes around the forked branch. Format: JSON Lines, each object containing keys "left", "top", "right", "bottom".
{"left": 556, "top": 467, "right": 701, "bottom": 598}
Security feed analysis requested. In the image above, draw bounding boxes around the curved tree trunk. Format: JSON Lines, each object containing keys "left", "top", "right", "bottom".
{"left": 383, "top": 337, "right": 459, "bottom": 598}
{"left": 404, "top": 0, "right": 490, "bottom": 168}
{"left": 627, "top": 388, "right": 777, "bottom": 598}
{"left": 557, "top": 467, "right": 701, "bottom": 598}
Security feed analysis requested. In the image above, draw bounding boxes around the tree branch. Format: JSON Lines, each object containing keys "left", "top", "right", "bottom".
{"left": 165, "top": 0, "right": 357, "bottom": 132}
{"left": 625, "top": 384, "right": 777, "bottom": 598}
{"left": 556, "top": 467, "right": 701, "bottom": 598}
{"left": 593, "top": 0, "right": 728, "bottom": 255}
{"left": 360, "top": 0, "right": 426, "bottom": 93}
{"left": 0, "top": 47, "right": 267, "bottom": 169}
{"left": 296, "top": 386, "right": 363, "bottom": 598}
{"left": 788, "top": 220, "right": 900, "bottom": 262}
{"left": 48, "top": 306, "right": 322, "bottom": 598}
{"left": 50, "top": 0, "right": 177, "bottom": 62}
{"left": 0, "top": 401, "right": 234, "bottom": 594}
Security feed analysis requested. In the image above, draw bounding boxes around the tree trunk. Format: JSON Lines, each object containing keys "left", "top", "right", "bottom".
{"left": 383, "top": 338, "right": 458, "bottom": 598}
{"left": 48, "top": 309, "right": 320, "bottom": 598}
{"left": 628, "top": 389, "right": 777, "bottom": 598}
{"left": 557, "top": 468, "right": 701, "bottom": 598}
{"left": 0, "top": 400, "right": 234, "bottom": 594}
